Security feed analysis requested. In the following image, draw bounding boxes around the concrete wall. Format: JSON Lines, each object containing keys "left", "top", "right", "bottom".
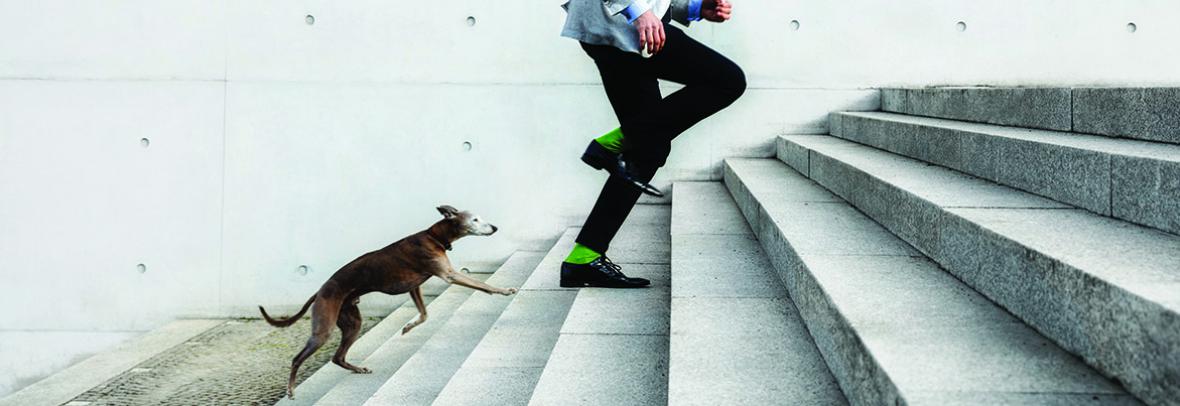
{"left": 2, "top": 0, "right": 1178, "bottom": 334}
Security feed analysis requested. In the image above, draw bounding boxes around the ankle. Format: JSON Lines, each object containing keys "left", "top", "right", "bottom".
{"left": 564, "top": 243, "right": 602, "bottom": 265}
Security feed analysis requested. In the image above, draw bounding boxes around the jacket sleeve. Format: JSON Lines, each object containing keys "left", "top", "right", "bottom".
{"left": 668, "top": 0, "right": 692, "bottom": 25}
{"left": 601, "top": 0, "right": 636, "bottom": 16}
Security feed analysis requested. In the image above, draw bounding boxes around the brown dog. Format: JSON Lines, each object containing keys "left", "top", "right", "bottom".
{"left": 258, "top": 205, "right": 518, "bottom": 399}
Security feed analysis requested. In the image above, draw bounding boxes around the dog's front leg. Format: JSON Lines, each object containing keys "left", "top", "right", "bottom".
{"left": 431, "top": 259, "right": 518, "bottom": 296}
{"left": 401, "top": 286, "right": 428, "bottom": 335}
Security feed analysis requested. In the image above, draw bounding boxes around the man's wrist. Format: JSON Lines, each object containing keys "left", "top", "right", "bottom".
{"left": 687, "top": 0, "right": 703, "bottom": 21}
{"left": 622, "top": 2, "right": 652, "bottom": 23}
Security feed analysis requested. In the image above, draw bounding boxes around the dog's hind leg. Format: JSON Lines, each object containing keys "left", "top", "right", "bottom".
{"left": 401, "top": 286, "right": 428, "bottom": 335}
{"left": 332, "top": 298, "right": 371, "bottom": 374}
{"left": 286, "top": 296, "right": 340, "bottom": 399}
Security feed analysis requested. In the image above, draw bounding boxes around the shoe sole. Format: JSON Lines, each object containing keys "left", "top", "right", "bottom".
{"left": 559, "top": 280, "right": 650, "bottom": 289}
{"left": 580, "top": 153, "right": 665, "bottom": 198}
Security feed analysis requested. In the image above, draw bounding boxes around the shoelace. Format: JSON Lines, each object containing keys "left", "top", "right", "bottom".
{"left": 597, "top": 256, "right": 626, "bottom": 278}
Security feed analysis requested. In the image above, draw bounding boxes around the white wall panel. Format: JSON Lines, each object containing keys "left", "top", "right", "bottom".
{"left": 0, "top": 1, "right": 226, "bottom": 80}
{"left": 0, "top": 80, "right": 224, "bottom": 330}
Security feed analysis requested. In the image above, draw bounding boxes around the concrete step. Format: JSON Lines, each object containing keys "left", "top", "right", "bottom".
{"left": 669, "top": 182, "right": 847, "bottom": 405}
{"left": 882, "top": 87, "right": 1180, "bottom": 144}
{"left": 290, "top": 274, "right": 488, "bottom": 405}
{"left": 0, "top": 319, "right": 223, "bottom": 406}
{"left": 430, "top": 228, "right": 581, "bottom": 406}
{"left": 359, "top": 250, "right": 546, "bottom": 406}
{"left": 528, "top": 205, "right": 671, "bottom": 406}
{"left": 275, "top": 278, "right": 454, "bottom": 406}
{"left": 828, "top": 111, "right": 1180, "bottom": 235}
{"left": 775, "top": 135, "right": 1180, "bottom": 405}
{"left": 723, "top": 158, "right": 1139, "bottom": 405}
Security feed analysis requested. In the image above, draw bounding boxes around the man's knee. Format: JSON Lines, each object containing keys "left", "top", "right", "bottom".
{"left": 721, "top": 63, "right": 747, "bottom": 103}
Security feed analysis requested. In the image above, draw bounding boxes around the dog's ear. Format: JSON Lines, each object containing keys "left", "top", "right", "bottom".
{"left": 437, "top": 205, "right": 460, "bottom": 218}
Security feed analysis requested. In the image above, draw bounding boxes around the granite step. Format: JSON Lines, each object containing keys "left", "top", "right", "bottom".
{"left": 274, "top": 278, "right": 453, "bottom": 406}
{"left": 775, "top": 135, "right": 1180, "bottom": 405}
{"left": 669, "top": 182, "right": 847, "bottom": 405}
{"left": 281, "top": 274, "right": 488, "bottom": 404}
{"left": 357, "top": 250, "right": 545, "bottom": 405}
{"left": 430, "top": 228, "right": 582, "bottom": 406}
{"left": 527, "top": 205, "right": 671, "bottom": 406}
{"left": 881, "top": 87, "right": 1180, "bottom": 144}
{"left": 828, "top": 111, "right": 1180, "bottom": 235}
{"left": 724, "top": 157, "right": 1140, "bottom": 405}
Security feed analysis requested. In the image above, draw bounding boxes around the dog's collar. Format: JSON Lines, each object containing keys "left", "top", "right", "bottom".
{"left": 426, "top": 233, "right": 452, "bottom": 251}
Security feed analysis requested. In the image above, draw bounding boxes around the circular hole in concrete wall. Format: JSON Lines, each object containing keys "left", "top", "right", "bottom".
{"left": 305, "top": 15, "right": 316, "bottom": 25}
{"left": 462, "top": 141, "right": 473, "bottom": 151}
{"left": 1126, "top": 22, "right": 1137, "bottom": 33}
{"left": 789, "top": 20, "right": 800, "bottom": 31}
{"left": 136, "top": 263, "right": 147, "bottom": 273}
{"left": 296, "top": 265, "right": 310, "bottom": 276}
{"left": 466, "top": 16, "right": 476, "bottom": 27}
{"left": 140, "top": 138, "right": 150, "bottom": 148}
{"left": 956, "top": 21, "right": 967, "bottom": 32}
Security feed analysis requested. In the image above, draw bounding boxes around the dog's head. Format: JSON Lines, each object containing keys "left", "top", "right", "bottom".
{"left": 437, "top": 205, "right": 498, "bottom": 237}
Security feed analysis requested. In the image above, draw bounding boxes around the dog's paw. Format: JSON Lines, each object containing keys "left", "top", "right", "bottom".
{"left": 357, "top": 367, "right": 372, "bottom": 374}
{"left": 500, "top": 288, "right": 519, "bottom": 296}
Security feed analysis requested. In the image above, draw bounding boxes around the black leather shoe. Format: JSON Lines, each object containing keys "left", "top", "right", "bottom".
{"left": 580, "top": 140, "right": 665, "bottom": 197}
{"left": 560, "top": 256, "right": 651, "bottom": 288}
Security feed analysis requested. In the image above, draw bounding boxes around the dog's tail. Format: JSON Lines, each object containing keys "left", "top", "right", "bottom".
{"left": 259, "top": 295, "right": 316, "bottom": 328}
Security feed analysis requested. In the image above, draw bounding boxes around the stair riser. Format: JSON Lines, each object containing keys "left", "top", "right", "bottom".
{"left": 1073, "top": 88, "right": 1180, "bottom": 145}
{"left": 883, "top": 88, "right": 1180, "bottom": 145}
{"left": 778, "top": 137, "right": 1180, "bottom": 405}
{"left": 830, "top": 112, "right": 1180, "bottom": 236}
{"left": 881, "top": 88, "right": 1072, "bottom": 132}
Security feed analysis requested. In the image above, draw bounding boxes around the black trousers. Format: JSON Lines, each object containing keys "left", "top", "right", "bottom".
{"left": 575, "top": 22, "right": 747, "bottom": 254}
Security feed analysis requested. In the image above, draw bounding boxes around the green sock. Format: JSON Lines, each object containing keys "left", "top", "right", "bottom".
{"left": 564, "top": 243, "right": 602, "bottom": 265}
{"left": 594, "top": 127, "right": 625, "bottom": 154}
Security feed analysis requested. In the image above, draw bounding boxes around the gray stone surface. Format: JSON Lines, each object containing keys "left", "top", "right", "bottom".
{"left": 669, "top": 297, "right": 846, "bottom": 406}
{"left": 359, "top": 251, "right": 545, "bottom": 406}
{"left": 527, "top": 334, "right": 668, "bottom": 406}
{"left": 884, "top": 87, "right": 1072, "bottom": 131}
{"left": 669, "top": 181, "right": 846, "bottom": 406}
{"left": 776, "top": 134, "right": 813, "bottom": 176}
{"left": 429, "top": 366, "right": 543, "bottom": 406}
{"left": 0, "top": 319, "right": 222, "bottom": 406}
{"left": 1113, "top": 154, "right": 1180, "bottom": 236}
{"left": 1073, "top": 87, "right": 1180, "bottom": 144}
{"left": 447, "top": 290, "right": 576, "bottom": 370}
{"left": 275, "top": 297, "right": 418, "bottom": 406}
{"left": 671, "top": 234, "right": 791, "bottom": 299}
{"left": 829, "top": 111, "right": 1180, "bottom": 231}
{"left": 880, "top": 88, "right": 906, "bottom": 113}
{"left": 671, "top": 182, "right": 750, "bottom": 236}
{"left": 528, "top": 205, "right": 671, "bottom": 406}
{"left": 520, "top": 228, "right": 580, "bottom": 291}
{"left": 559, "top": 264, "right": 669, "bottom": 336}
{"left": 724, "top": 157, "right": 1139, "bottom": 405}
{"left": 777, "top": 134, "right": 1180, "bottom": 405}
{"left": 433, "top": 230, "right": 581, "bottom": 406}
{"left": 310, "top": 280, "right": 479, "bottom": 405}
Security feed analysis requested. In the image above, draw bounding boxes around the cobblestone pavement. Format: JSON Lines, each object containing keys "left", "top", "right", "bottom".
{"left": 67, "top": 315, "right": 384, "bottom": 406}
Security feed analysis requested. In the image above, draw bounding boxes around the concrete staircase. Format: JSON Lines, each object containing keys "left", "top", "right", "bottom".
{"left": 729, "top": 87, "right": 1176, "bottom": 405}
{"left": 7, "top": 87, "right": 1177, "bottom": 406}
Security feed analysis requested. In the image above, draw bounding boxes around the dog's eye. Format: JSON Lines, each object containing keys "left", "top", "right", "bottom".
{"left": 473, "top": 218, "right": 480, "bottom": 223}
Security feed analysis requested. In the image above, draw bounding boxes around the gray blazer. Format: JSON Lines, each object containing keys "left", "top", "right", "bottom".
{"left": 561, "top": 0, "right": 693, "bottom": 54}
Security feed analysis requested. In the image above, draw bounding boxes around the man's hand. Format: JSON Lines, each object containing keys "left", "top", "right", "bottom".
{"left": 701, "top": 0, "right": 732, "bottom": 23}
{"left": 633, "top": 10, "right": 665, "bottom": 55}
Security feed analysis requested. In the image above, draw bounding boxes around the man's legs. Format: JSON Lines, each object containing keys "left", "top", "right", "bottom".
{"left": 566, "top": 23, "right": 747, "bottom": 267}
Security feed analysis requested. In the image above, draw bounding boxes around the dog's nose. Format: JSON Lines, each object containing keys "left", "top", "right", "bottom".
{"left": 491, "top": 225, "right": 499, "bottom": 233}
